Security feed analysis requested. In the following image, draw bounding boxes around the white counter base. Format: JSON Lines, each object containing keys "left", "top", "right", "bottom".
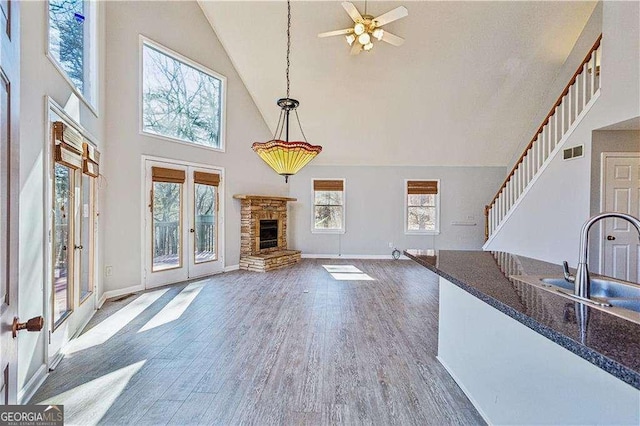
{"left": 438, "top": 277, "right": 640, "bottom": 425}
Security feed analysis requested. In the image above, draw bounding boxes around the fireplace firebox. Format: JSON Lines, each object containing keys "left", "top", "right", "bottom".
{"left": 259, "top": 220, "right": 279, "bottom": 249}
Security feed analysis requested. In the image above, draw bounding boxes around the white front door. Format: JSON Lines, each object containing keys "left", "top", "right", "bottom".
{"left": 144, "top": 159, "right": 224, "bottom": 289}
{"left": 0, "top": 0, "right": 20, "bottom": 404}
{"left": 602, "top": 153, "right": 640, "bottom": 283}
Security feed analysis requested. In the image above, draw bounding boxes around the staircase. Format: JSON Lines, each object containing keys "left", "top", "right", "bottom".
{"left": 484, "top": 36, "right": 602, "bottom": 246}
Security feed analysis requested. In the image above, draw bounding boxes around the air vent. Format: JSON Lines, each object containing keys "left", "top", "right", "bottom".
{"left": 563, "top": 145, "right": 584, "bottom": 161}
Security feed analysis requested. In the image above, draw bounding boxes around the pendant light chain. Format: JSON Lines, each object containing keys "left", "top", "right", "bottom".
{"left": 286, "top": 0, "right": 291, "bottom": 99}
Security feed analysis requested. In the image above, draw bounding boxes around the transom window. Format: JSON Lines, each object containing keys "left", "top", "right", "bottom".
{"left": 48, "top": 0, "right": 97, "bottom": 109}
{"left": 141, "top": 38, "right": 226, "bottom": 150}
{"left": 405, "top": 180, "right": 440, "bottom": 234}
{"left": 313, "top": 179, "right": 345, "bottom": 233}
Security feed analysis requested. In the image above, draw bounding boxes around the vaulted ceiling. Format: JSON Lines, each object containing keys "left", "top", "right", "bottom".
{"left": 199, "top": 1, "right": 597, "bottom": 166}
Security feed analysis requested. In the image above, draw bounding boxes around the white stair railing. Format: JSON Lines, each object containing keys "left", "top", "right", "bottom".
{"left": 485, "top": 35, "right": 602, "bottom": 242}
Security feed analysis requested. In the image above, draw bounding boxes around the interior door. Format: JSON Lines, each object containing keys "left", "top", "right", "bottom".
{"left": 145, "top": 160, "right": 223, "bottom": 289}
{"left": 0, "top": 0, "right": 19, "bottom": 404}
{"left": 602, "top": 154, "right": 640, "bottom": 283}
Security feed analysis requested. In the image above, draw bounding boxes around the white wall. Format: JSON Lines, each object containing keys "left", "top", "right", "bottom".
{"left": 288, "top": 165, "right": 505, "bottom": 256}
{"left": 19, "top": 1, "right": 106, "bottom": 395}
{"left": 486, "top": 1, "right": 640, "bottom": 266}
{"left": 102, "top": 1, "right": 287, "bottom": 292}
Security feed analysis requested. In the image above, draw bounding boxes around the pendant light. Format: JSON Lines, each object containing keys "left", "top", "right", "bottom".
{"left": 252, "top": 0, "right": 322, "bottom": 183}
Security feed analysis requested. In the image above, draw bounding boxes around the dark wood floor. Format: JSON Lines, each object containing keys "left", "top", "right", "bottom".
{"left": 32, "top": 259, "right": 484, "bottom": 425}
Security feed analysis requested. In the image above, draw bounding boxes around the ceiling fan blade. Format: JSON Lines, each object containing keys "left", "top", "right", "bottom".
{"left": 381, "top": 31, "right": 405, "bottom": 46}
{"left": 373, "top": 6, "right": 408, "bottom": 27}
{"left": 342, "top": 2, "right": 363, "bottom": 23}
{"left": 350, "top": 41, "right": 362, "bottom": 55}
{"left": 318, "top": 28, "right": 353, "bottom": 38}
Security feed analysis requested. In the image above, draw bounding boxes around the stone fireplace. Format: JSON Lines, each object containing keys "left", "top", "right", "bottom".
{"left": 234, "top": 194, "right": 301, "bottom": 272}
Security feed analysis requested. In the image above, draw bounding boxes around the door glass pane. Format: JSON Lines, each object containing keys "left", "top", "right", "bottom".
{"left": 53, "top": 164, "right": 72, "bottom": 324}
{"left": 194, "top": 183, "right": 216, "bottom": 263}
{"left": 79, "top": 174, "right": 92, "bottom": 301}
{"left": 153, "top": 182, "right": 182, "bottom": 271}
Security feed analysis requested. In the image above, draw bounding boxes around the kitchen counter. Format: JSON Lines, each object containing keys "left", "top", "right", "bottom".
{"left": 404, "top": 249, "right": 640, "bottom": 391}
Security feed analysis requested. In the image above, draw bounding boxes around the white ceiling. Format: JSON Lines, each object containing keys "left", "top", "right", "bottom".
{"left": 200, "top": 1, "right": 597, "bottom": 166}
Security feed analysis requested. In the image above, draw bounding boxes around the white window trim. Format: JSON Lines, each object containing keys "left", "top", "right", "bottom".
{"left": 311, "top": 178, "right": 346, "bottom": 234}
{"left": 404, "top": 178, "right": 441, "bottom": 235}
{"left": 139, "top": 35, "right": 227, "bottom": 153}
{"left": 45, "top": 0, "right": 99, "bottom": 117}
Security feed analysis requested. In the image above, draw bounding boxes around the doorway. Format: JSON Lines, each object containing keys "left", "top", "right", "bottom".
{"left": 600, "top": 152, "right": 640, "bottom": 282}
{"left": 143, "top": 158, "right": 224, "bottom": 289}
{"left": 47, "top": 108, "right": 100, "bottom": 364}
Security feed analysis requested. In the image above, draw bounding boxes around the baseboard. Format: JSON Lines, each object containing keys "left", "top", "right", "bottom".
{"left": 48, "top": 351, "right": 64, "bottom": 371}
{"left": 97, "top": 292, "right": 107, "bottom": 309}
{"left": 224, "top": 264, "right": 239, "bottom": 272}
{"left": 436, "top": 355, "right": 492, "bottom": 425}
{"left": 301, "top": 254, "right": 409, "bottom": 260}
{"left": 18, "top": 364, "right": 48, "bottom": 404}
{"left": 101, "top": 284, "right": 144, "bottom": 302}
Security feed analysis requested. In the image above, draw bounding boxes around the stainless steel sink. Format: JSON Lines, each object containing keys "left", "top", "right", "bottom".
{"left": 511, "top": 274, "right": 640, "bottom": 324}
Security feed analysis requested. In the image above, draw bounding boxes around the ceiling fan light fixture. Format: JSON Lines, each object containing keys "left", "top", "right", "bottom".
{"left": 358, "top": 32, "right": 371, "bottom": 45}
{"left": 363, "top": 42, "right": 373, "bottom": 51}
{"left": 373, "top": 28, "right": 384, "bottom": 41}
{"left": 354, "top": 22, "right": 365, "bottom": 35}
{"left": 345, "top": 34, "right": 356, "bottom": 46}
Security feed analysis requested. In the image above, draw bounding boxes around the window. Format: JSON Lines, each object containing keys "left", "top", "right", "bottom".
{"left": 141, "top": 38, "right": 226, "bottom": 150}
{"left": 313, "top": 179, "right": 345, "bottom": 233}
{"left": 48, "top": 0, "right": 97, "bottom": 109}
{"left": 405, "top": 180, "right": 440, "bottom": 234}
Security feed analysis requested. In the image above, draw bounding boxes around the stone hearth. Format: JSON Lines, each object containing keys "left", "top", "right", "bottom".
{"left": 234, "top": 194, "right": 301, "bottom": 272}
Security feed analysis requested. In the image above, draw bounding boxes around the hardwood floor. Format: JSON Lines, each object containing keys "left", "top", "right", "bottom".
{"left": 31, "top": 259, "right": 484, "bottom": 425}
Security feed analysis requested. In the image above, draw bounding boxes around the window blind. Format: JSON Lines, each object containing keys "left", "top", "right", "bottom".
{"left": 194, "top": 171, "right": 220, "bottom": 186}
{"left": 53, "top": 121, "right": 83, "bottom": 169}
{"left": 313, "top": 179, "right": 344, "bottom": 191}
{"left": 152, "top": 166, "right": 186, "bottom": 183}
{"left": 83, "top": 141, "right": 100, "bottom": 178}
{"left": 407, "top": 180, "right": 438, "bottom": 195}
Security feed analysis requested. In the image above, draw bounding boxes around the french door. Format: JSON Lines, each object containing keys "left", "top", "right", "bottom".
{"left": 144, "top": 159, "right": 223, "bottom": 289}
{"left": 48, "top": 113, "right": 99, "bottom": 363}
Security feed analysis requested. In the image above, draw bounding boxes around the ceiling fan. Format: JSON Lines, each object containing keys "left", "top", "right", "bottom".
{"left": 318, "top": 2, "right": 408, "bottom": 55}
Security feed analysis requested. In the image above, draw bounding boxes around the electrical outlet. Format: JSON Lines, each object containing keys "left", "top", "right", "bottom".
{"left": 105, "top": 266, "right": 113, "bottom": 277}
{"left": 388, "top": 242, "right": 394, "bottom": 248}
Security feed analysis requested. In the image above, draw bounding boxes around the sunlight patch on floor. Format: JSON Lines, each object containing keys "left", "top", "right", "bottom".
{"left": 64, "top": 289, "right": 169, "bottom": 356}
{"left": 323, "top": 264, "right": 375, "bottom": 281}
{"left": 138, "top": 281, "right": 206, "bottom": 333}
{"left": 38, "top": 360, "right": 146, "bottom": 426}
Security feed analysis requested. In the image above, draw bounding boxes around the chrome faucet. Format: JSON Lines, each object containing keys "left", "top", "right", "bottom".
{"left": 564, "top": 212, "right": 640, "bottom": 299}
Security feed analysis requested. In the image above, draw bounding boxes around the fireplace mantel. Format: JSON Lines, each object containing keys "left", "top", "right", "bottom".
{"left": 233, "top": 194, "right": 297, "bottom": 202}
{"left": 234, "top": 194, "right": 301, "bottom": 272}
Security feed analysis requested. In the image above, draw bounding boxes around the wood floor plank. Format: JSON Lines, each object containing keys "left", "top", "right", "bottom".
{"left": 31, "top": 259, "right": 484, "bottom": 425}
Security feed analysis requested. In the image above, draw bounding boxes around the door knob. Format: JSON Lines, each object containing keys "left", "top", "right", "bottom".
{"left": 607, "top": 235, "right": 616, "bottom": 241}
{"left": 12, "top": 316, "right": 44, "bottom": 338}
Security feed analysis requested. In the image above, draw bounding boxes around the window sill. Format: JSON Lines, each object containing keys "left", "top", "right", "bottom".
{"left": 405, "top": 230, "right": 440, "bottom": 236}
{"left": 140, "top": 130, "right": 226, "bottom": 153}
{"left": 46, "top": 53, "right": 99, "bottom": 117}
{"left": 312, "top": 229, "right": 346, "bottom": 235}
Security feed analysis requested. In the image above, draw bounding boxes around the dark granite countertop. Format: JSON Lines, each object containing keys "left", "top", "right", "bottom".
{"left": 404, "top": 249, "right": 640, "bottom": 390}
